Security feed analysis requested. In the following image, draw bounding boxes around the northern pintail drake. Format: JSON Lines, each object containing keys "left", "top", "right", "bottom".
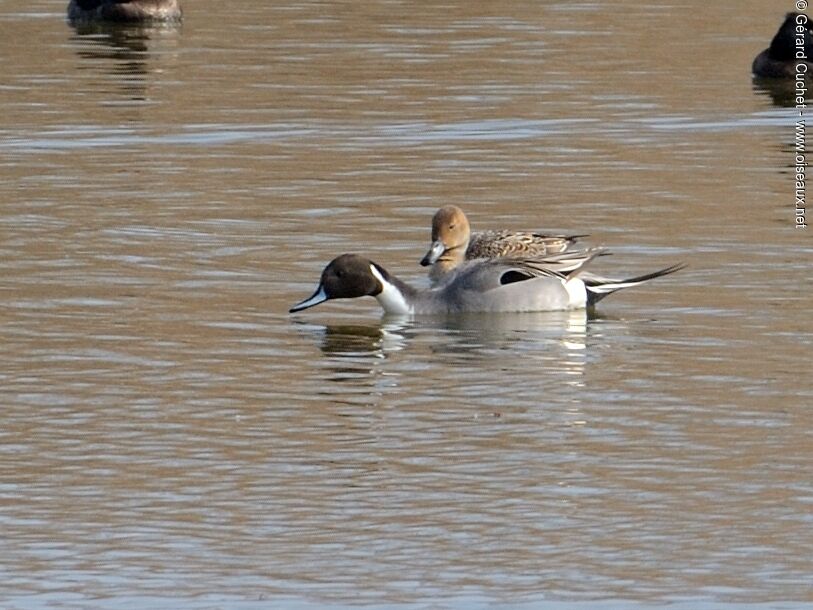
{"left": 753, "top": 12, "right": 813, "bottom": 78}
{"left": 67, "top": 0, "right": 182, "bottom": 23}
{"left": 420, "top": 205, "right": 584, "bottom": 284}
{"left": 290, "top": 251, "right": 685, "bottom": 315}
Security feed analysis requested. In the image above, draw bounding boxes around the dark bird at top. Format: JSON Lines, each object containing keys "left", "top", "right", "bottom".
{"left": 753, "top": 12, "right": 813, "bottom": 78}
{"left": 67, "top": 0, "right": 182, "bottom": 23}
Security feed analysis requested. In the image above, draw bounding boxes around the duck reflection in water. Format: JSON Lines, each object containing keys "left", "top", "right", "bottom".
{"left": 295, "top": 311, "right": 591, "bottom": 393}
{"left": 68, "top": 9, "right": 181, "bottom": 103}
{"left": 293, "top": 321, "right": 409, "bottom": 358}
{"left": 321, "top": 323, "right": 408, "bottom": 356}
{"left": 296, "top": 310, "right": 589, "bottom": 359}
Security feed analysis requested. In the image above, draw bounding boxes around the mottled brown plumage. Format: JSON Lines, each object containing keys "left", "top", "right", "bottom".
{"left": 467, "top": 229, "right": 576, "bottom": 258}
{"left": 420, "top": 205, "right": 584, "bottom": 284}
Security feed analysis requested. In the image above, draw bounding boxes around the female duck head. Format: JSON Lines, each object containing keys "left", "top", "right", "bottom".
{"left": 420, "top": 205, "right": 471, "bottom": 266}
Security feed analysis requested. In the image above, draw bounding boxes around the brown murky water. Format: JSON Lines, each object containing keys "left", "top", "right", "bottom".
{"left": 1, "top": 1, "right": 811, "bottom": 609}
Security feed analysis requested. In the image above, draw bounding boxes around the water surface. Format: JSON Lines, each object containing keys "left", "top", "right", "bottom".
{"left": 1, "top": 1, "right": 811, "bottom": 609}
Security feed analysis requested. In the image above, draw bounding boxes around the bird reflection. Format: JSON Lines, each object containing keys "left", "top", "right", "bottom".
{"left": 293, "top": 320, "right": 410, "bottom": 358}
{"left": 753, "top": 78, "right": 805, "bottom": 108}
{"left": 297, "top": 309, "right": 592, "bottom": 364}
{"left": 423, "top": 310, "right": 591, "bottom": 386}
{"left": 294, "top": 311, "right": 606, "bottom": 407}
{"left": 68, "top": 20, "right": 180, "bottom": 102}
{"left": 318, "top": 323, "right": 410, "bottom": 356}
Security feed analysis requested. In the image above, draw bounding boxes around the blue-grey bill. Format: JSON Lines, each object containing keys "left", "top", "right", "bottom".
{"left": 289, "top": 285, "right": 328, "bottom": 313}
{"left": 420, "top": 240, "right": 446, "bottom": 266}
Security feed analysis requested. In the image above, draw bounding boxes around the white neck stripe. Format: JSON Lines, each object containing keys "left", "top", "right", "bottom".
{"left": 370, "top": 265, "right": 413, "bottom": 315}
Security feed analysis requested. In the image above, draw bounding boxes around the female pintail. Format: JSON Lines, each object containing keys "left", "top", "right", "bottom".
{"left": 420, "top": 205, "right": 584, "bottom": 284}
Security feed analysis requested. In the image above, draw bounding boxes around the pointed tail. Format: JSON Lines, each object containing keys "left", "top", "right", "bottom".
{"left": 583, "top": 262, "right": 686, "bottom": 305}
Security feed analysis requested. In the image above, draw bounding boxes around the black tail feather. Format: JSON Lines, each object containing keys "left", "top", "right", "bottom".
{"left": 584, "top": 262, "right": 686, "bottom": 305}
